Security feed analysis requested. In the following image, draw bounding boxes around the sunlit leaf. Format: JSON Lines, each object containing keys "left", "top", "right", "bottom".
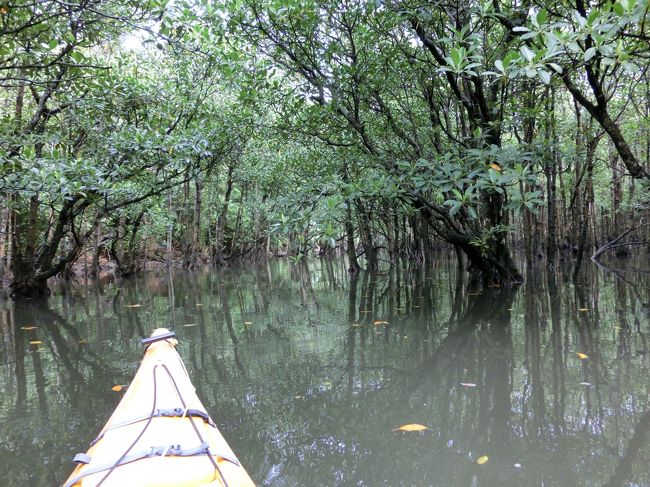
{"left": 244, "top": 321, "right": 253, "bottom": 325}
{"left": 111, "top": 385, "right": 126, "bottom": 392}
{"left": 578, "top": 308, "right": 589, "bottom": 311}
{"left": 124, "top": 304, "right": 142, "bottom": 308}
{"left": 373, "top": 320, "right": 389, "bottom": 325}
{"left": 490, "top": 163, "right": 501, "bottom": 171}
{"left": 575, "top": 352, "right": 588, "bottom": 359}
{"left": 461, "top": 382, "right": 477, "bottom": 387}
{"left": 392, "top": 424, "right": 428, "bottom": 432}
{"left": 477, "top": 455, "right": 489, "bottom": 465}
{"left": 21, "top": 326, "right": 37, "bottom": 330}
{"left": 29, "top": 340, "right": 42, "bottom": 345}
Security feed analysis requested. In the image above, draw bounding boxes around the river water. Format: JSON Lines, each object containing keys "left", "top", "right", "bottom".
{"left": 1, "top": 258, "right": 649, "bottom": 486}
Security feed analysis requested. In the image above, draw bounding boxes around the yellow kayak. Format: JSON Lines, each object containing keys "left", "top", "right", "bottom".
{"left": 64, "top": 328, "right": 255, "bottom": 487}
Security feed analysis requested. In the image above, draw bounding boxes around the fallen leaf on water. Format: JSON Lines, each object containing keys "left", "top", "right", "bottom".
{"left": 21, "top": 326, "right": 37, "bottom": 330}
{"left": 578, "top": 308, "right": 589, "bottom": 312}
{"left": 392, "top": 424, "right": 428, "bottom": 432}
{"left": 580, "top": 382, "right": 592, "bottom": 386}
{"left": 111, "top": 385, "right": 126, "bottom": 392}
{"left": 184, "top": 323, "right": 197, "bottom": 327}
{"left": 244, "top": 321, "right": 253, "bottom": 325}
{"left": 576, "top": 352, "right": 589, "bottom": 360}
{"left": 29, "top": 340, "right": 42, "bottom": 345}
{"left": 477, "top": 455, "right": 489, "bottom": 465}
{"left": 373, "top": 320, "right": 389, "bottom": 325}
{"left": 490, "top": 163, "right": 501, "bottom": 171}
{"left": 461, "top": 382, "right": 477, "bottom": 387}
{"left": 124, "top": 304, "right": 142, "bottom": 308}
{"left": 195, "top": 304, "right": 203, "bottom": 307}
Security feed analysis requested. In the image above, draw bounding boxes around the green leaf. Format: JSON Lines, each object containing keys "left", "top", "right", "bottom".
{"left": 584, "top": 47, "right": 597, "bottom": 61}
{"left": 538, "top": 70, "right": 551, "bottom": 84}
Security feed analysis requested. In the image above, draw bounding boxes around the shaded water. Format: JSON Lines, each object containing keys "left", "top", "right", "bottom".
{"left": 1, "top": 258, "right": 649, "bottom": 486}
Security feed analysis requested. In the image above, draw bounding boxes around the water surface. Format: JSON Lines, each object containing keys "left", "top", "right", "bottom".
{"left": 1, "top": 258, "right": 649, "bottom": 486}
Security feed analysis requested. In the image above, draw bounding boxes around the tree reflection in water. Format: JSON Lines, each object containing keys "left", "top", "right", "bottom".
{"left": 0, "top": 257, "right": 648, "bottom": 486}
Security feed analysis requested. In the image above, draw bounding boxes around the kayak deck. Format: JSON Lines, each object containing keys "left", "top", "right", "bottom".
{"left": 64, "top": 328, "right": 255, "bottom": 487}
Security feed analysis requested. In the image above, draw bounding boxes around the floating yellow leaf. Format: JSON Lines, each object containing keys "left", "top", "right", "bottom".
{"left": 111, "top": 385, "right": 126, "bottom": 392}
{"left": 29, "top": 340, "right": 42, "bottom": 345}
{"left": 21, "top": 326, "right": 37, "bottom": 330}
{"left": 124, "top": 304, "right": 142, "bottom": 308}
{"left": 578, "top": 308, "right": 589, "bottom": 312}
{"left": 490, "top": 163, "right": 501, "bottom": 172}
{"left": 244, "top": 321, "right": 252, "bottom": 325}
{"left": 195, "top": 303, "right": 203, "bottom": 307}
{"left": 575, "top": 352, "right": 588, "bottom": 360}
{"left": 461, "top": 382, "right": 477, "bottom": 387}
{"left": 477, "top": 455, "right": 489, "bottom": 465}
{"left": 393, "top": 424, "right": 428, "bottom": 432}
{"left": 183, "top": 323, "right": 197, "bottom": 327}
{"left": 373, "top": 320, "right": 389, "bottom": 325}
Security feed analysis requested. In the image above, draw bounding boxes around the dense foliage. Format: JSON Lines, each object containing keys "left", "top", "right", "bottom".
{"left": 1, "top": 0, "right": 649, "bottom": 296}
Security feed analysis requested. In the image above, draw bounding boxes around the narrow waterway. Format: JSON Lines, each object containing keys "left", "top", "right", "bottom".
{"left": 1, "top": 257, "right": 649, "bottom": 486}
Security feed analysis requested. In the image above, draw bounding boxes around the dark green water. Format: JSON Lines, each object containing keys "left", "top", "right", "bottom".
{"left": 1, "top": 258, "right": 649, "bottom": 486}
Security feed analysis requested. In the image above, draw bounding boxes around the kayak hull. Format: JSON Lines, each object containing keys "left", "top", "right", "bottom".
{"left": 64, "top": 328, "right": 255, "bottom": 487}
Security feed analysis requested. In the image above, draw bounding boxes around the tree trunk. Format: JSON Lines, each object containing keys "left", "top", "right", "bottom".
{"left": 10, "top": 195, "right": 50, "bottom": 297}
{"left": 345, "top": 205, "right": 359, "bottom": 272}
{"left": 90, "top": 224, "right": 102, "bottom": 277}
{"left": 213, "top": 163, "right": 234, "bottom": 265}
{"left": 184, "top": 176, "right": 202, "bottom": 269}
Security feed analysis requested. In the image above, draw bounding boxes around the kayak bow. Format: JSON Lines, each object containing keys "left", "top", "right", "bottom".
{"left": 64, "top": 328, "right": 255, "bottom": 487}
